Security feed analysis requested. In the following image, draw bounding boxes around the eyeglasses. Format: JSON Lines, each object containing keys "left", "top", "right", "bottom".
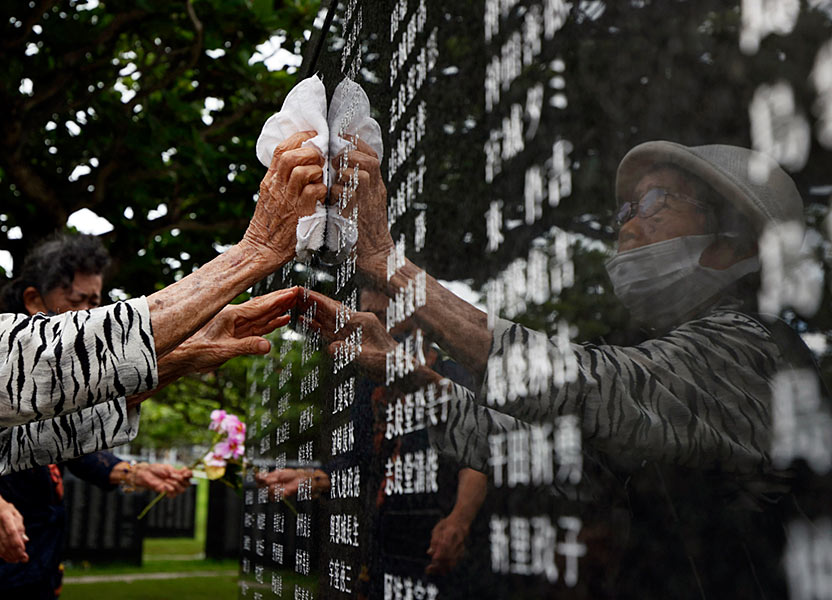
{"left": 616, "top": 188, "right": 709, "bottom": 227}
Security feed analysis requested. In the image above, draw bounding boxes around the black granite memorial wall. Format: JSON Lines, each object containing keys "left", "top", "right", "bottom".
{"left": 62, "top": 471, "right": 145, "bottom": 566}
{"left": 206, "top": 476, "right": 245, "bottom": 560}
{"left": 144, "top": 483, "right": 198, "bottom": 539}
{"left": 239, "top": 1, "right": 832, "bottom": 599}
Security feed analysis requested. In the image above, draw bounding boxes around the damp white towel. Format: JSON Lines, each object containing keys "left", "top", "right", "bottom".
{"left": 255, "top": 75, "right": 329, "bottom": 174}
{"left": 255, "top": 74, "right": 383, "bottom": 264}
{"left": 328, "top": 77, "right": 384, "bottom": 173}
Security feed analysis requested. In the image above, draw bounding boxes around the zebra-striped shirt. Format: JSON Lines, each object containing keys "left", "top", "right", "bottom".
{"left": 440, "top": 309, "right": 785, "bottom": 476}
{"left": 0, "top": 298, "right": 157, "bottom": 474}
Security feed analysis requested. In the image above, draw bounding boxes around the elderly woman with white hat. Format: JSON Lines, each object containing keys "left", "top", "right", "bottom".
{"left": 309, "top": 139, "right": 818, "bottom": 597}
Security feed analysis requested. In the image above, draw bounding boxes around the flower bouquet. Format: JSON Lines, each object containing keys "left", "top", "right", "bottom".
{"left": 138, "top": 409, "right": 246, "bottom": 520}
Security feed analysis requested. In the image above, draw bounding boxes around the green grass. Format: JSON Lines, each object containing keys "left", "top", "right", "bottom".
{"left": 62, "top": 480, "right": 240, "bottom": 599}
{"left": 143, "top": 477, "right": 210, "bottom": 558}
{"left": 61, "top": 575, "right": 239, "bottom": 600}
{"left": 64, "top": 558, "right": 238, "bottom": 577}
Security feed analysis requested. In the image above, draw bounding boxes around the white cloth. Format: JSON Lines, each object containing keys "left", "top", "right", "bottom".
{"left": 255, "top": 75, "right": 329, "bottom": 170}
{"left": 328, "top": 77, "right": 384, "bottom": 168}
{"left": 255, "top": 75, "right": 383, "bottom": 264}
{"left": 296, "top": 203, "right": 328, "bottom": 262}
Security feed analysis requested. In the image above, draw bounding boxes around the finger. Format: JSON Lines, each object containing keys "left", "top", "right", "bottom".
{"left": 274, "top": 147, "right": 325, "bottom": 188}
{"left": 269, "top": 131, "right": 318, "bottom": 171}
{"left": 327, "top": 340, "right": 343, "bottom": 358}
{"left": 245, "top": 314, "right": 289, "bottom": 338}
{"left": 252, "top": 287, "right": 300, "bottom": 314}
{"left": 328, "top": 181, "right": 360, "bottom": 214}
{"left": 287, "top": 164, "right": 325, "bottom": 203}
{"left": 333, "top": 134, "right": 379, "bottom": 161}
{"left": 328, "top": 182, "right": 344, "bottom": 208}
{"left": 334, "top": 164, "right": 371, "bottom": 188}
{"left": 299, "top": 317, "right": 346, "bottom": 344}
{"left": 297, "top": 182, "right": 328, "bottom": 216}
{"left": 269, "top": 314, "right": 292, "bottom": 330}
{"left": 241, "top": 336, "right": 272, "bottom": 355}
{"left": 234, "top": 289, "right": 299, "bottom": 335}
{"left": 425, "top": 560, "right": 441, "bottom": 575}
{"left": 345, "top": 135, "right": 379, "bottom": 159}
{"left": 259, "top": 469, "right": 297, "bottom": 485}
{"left": 298, "top": 290, "right": 341, "bottom": 326}
{"left": 332, "top": 147, "right": 379, "bottom": 174}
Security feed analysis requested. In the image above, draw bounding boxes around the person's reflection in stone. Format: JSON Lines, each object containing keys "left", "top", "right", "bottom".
{"left": 321, "top": 139, "right": 821, "bottom": 597}
{"left": 258, "top": 288, "right": 491, "bottom": 597}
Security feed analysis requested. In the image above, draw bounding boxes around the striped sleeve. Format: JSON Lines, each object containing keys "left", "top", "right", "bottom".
{"left": 0, "top": 398, "right": 140, "bottom": 475}
{"left": 482, "top": 310, "right": 782, "bottom": 473}
{"left": 0, "top": 297, "right": 157, "bottom": 427}
{"left": 429, "top": 380, "right": 526, "bottom": 473}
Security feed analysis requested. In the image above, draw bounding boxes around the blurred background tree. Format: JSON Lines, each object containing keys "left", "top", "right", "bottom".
{"left": 0, "top": 0, "right": 321, "bottom": 451}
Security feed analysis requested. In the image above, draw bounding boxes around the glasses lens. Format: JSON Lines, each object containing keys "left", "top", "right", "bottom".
{"left": 638, "top": 188, "right": 666, "bottom": 219}
{"left": 616, "top": 202, "right": 633, "bottom": 225}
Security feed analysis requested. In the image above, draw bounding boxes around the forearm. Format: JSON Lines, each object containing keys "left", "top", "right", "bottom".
{"left": 364, "top": 257, "right": 492, "bottom": 381}
{"left": 147, "top": 242, "right": 282, "bottom": 358}
{"left": 448, "top": 468, "right": 488, "bottom": 529}
{"left": 126, "top": 346, "right": 193, "bottom": 407}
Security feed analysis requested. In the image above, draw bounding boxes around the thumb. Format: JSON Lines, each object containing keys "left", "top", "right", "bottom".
{"left": 236, "top": 336, "right": 272, "bottom": 356}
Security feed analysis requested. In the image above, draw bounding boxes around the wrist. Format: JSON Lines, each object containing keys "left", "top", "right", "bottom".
{"left": 445, "top": 510, "right": 473, "bottom": 534}
{"left": 356, "top": 247, "right": 395, "bottom": 287}
{"left": 237, "top": 235, "right": 293, "bottom": 278}
{"left": 113, "top": 461, "right": 148, "bottom": 492}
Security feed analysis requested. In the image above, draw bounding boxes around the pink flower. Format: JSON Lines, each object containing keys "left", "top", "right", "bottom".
{"left": 203, "top": 451, "right": 226, "bottom": 467}
{"left": 221, "top": 414, "right": 245, "bottom": 437}
{"left": 209, "top": 410, "right": 228, "bottom": 432}
{"left": 214, "top": 437, "right": 244, "bottom": 460}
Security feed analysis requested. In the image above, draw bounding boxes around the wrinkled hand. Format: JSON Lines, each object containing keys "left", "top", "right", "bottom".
{"left": 134, "top": 464, "right": 193, "bottom": 497}
{"left": 243, "top": 131, "right": 327, "bottom": 266}
{"left": 174, "top": 288, "right": 299, "bottom": 374}
{"left": 298, "top": 290, "right": 396, "bottom": 383}
{"left": 330, "top": 136, "right": 394, "bottom": 276}
{"left": 0, "top": 496, "right": 28, "bottom": 563}
{"left": 426, "top": 515, "right": 469, "bottom": 575}
{"left": 255, "top": 468, "right": 330, "bottom": 501}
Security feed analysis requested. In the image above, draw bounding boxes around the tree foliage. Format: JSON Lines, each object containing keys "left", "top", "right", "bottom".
{"left": 0, "top": 0, "right": 320, "bottom": 448}
{"left": 1, "top": 0, "right": 319, "bottom": 293}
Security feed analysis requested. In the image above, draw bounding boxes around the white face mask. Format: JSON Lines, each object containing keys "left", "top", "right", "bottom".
{"left": 604, "top": 234, "right": 760, "bottom": 330}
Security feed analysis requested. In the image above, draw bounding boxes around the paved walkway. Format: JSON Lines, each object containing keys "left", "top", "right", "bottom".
{"left": 65, "top": 570, "right": 237, "bottom": 584}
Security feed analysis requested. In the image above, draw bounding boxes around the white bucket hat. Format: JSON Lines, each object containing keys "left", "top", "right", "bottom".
{"left": 616, "top": 141, "right": 804, "bottom": 233}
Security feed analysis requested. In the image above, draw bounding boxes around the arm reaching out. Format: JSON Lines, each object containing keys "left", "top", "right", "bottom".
{"left": 426, "top": 468, "right": 488, "bottom": 575}
{"left": 148, "top": 131, "right": 325, "bottom": 359}
{"left": 128, "top": 288, "right": 299, "bottom": 406}
{"left": 332, "top": 138, "right": 492, "bottom": 382}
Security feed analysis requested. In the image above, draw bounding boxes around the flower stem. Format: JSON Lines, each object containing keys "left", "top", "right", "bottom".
{"left": 137, "top": 491, "right": 167, "bottom": 520}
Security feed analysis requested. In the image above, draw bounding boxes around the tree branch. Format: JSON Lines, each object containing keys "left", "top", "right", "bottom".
{"left": 4, "top": 156, "right": 65, "bottom": 221}
{"left": 1, "top": 0, "right": 61, "bottom": 50}
{"left": 126, "top": 0, "right": 203, "bottom": 112}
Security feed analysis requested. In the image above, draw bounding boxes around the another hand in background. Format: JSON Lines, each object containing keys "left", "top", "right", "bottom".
{"left": 132, "top": 463, "right": 193, "bottom": 497}
{"left": 330, "top": 136, "right": 393, "bottom": 276}
{"left": 298, "top": 289, "right": 396, "bottom": 383}
{"left": 0, "top": 495, "right": 28, "bottom": 563}
{"left": 255, "top": 468, "right": 330, "bottom": 501}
